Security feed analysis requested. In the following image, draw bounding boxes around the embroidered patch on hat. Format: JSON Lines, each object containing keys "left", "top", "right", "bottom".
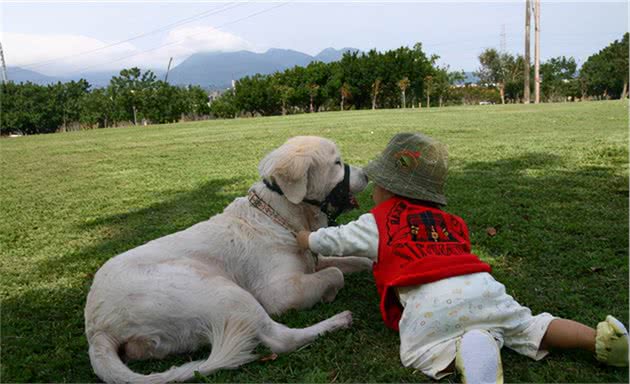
{"left": 394, "top": 149, "right": 421, "bottom": 172}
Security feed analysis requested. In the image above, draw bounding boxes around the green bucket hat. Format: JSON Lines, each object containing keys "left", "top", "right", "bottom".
{"left": 364, "top": 132, "right": 448, "bottom": 205}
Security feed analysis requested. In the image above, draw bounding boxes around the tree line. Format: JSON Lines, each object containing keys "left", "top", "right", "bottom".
{"left": 1, "top": 68, "right": 211, "bottom": 135}
{"left": 211, "top": 34, "right": 628, "bottom": 117}
{"left": 475, "top": 33, "right": 628, "bottom": 103}
{"left": 210, "top": 44, "right": 470, "bottom": 118}
{"left": 1, "top": 34, "right": 627, "bottom": 134}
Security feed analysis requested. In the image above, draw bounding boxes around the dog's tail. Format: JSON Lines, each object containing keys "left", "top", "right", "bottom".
{"left": 88, "top": 315, "right": 258, "bottom": 384}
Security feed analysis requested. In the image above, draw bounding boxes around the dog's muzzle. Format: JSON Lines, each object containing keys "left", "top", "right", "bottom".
{"left": 304, "top": 164, "right": 359, "bottom": 226}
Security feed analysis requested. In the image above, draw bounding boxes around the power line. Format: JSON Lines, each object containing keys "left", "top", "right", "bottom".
{"left": 19, "top": 1, "right": 245, "bottom": 70}
{"left": 70, "top": 1, "right": 291, "bottom": 74}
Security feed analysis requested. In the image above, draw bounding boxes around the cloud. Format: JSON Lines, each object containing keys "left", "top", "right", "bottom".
{"left": 126, "top": 26, "right": 256, "bottom": 71}
{"left": 164, "top": 26, "right": 254, "bottom": 54}
{"left": 2, "top": 32, "right": 136, "bottom": 75}
{"left": 1, "top": 26, "right": 254, "bottom": 75}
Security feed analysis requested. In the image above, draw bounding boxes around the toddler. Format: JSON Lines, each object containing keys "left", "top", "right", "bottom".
{"left": 297, "top": 132, "right": 628, "bottom": 383}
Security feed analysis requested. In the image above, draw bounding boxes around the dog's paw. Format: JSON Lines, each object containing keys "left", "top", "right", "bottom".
{"left": 331, "top": 310, "right": 353, "bottom": 329}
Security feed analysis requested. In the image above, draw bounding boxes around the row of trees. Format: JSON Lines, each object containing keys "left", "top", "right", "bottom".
{"left": 1, "top": 68, "right": 211, "bottom": 135}
{"left": 475, "top": 33, "right": 629, "bottom": 103}
{"left": 210, "top": 44, "right": 471, "bottom": 118}
{"left": 212, "top": 34, "right": 628, "bottom": 118}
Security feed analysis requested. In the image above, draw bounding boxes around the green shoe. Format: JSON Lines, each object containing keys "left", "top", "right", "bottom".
{"left": 456, "top": 329, "right": 504, "bottom": 384}
{"left": 595, "top": 315, "right": 629, "bottom": 367}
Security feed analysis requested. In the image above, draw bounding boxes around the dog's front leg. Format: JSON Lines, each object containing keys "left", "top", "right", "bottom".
{"left": 316, "top": 256, "right": 373, "bottom": 274}
{"left": 258, "top": 267, "right": 345, "bottom": 314}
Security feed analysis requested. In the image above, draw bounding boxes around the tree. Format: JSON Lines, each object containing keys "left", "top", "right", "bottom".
{"left": 397, "top": 77, "right": 410, "bottom": 108}
{"left": 110, "top": 67, "right": 157, "bottom": 125}
{"left": 307, "top": 83, "right": 320, "bottom": 113}
{"left": 185, "top": 85, "right": 211, "bottom": 117}
{"left": 539, "top": 56, "right": 577, "bottom": 102}
{"left": 432, "top": 67, "right": 465, "bottom": 107}
{"left": 210, "top": 91, "right": 239, "bottom": 118}
{"left": 304, "top": 61, "right": 330, "bottom": 112}
{"left": 580, "top": 33, "right": 629, "bottom": 99}
{"left": 503, "top": 54, "right": 525, "bottom": 103}
{"left": 1, "top": 82, "right": 64, "bottom": 134}
{"left": 50, "top": 79, "right": 90, "bottom": 131}
{"left": 476, "top": 49, "right": 526, "bottom": 103}
{"left": 80, "top": 87, "right": 115, "bottom": 128}
{"left": 274, "top": 84, "right": 293, "bottom": 115}
{"left": 234, "top": 74, "right": 280, "bottom": 116}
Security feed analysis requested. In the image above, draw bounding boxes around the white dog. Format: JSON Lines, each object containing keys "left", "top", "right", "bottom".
{"left": 85, "top": 136, "right": 371, "bottom": 383}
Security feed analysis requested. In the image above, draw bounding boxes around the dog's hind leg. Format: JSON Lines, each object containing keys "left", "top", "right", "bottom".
{"left": 258, "top": 310, "right": 353, "bottom": 354}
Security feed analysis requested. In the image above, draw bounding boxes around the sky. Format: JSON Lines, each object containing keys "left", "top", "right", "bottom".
{"left": 1, "top": 0, "right": 628, "bottom": 76}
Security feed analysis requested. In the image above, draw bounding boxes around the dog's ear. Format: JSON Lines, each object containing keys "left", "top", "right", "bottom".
{"left": 259, "top": 145, "right": 313, "bottom": 204}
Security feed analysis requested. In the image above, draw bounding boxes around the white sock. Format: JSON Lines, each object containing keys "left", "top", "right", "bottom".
{"left": 456, "top": 329, "right": 503, "bottom": 384}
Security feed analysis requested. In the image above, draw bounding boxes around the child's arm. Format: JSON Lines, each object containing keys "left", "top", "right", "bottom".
{"left": 296, "top": 230, "right": 312, "bottom": 250}
{"left": 296, "top": 213, "right": 378, "bottom": 260}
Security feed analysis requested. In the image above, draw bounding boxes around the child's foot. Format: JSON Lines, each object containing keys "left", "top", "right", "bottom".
{"left": 456, "top": 329, "right": 503, "bottom": 384}
{"left": 595, "top": 315, "right": 628, "bottom": 367}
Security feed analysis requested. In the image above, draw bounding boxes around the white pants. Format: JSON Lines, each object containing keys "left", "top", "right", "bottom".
{"left": 398, "top": 273, "right": 555, "bottom": 379}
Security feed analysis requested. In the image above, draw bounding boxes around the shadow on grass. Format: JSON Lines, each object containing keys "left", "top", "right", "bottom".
{"left": 46, "top": 177, "right": 245, "bottom": 277}
{"left": 449, "top": 151, "right": 628, "bottom": 323}
{"left": 2, "top": 177, "right": 245, "bottom": 383}
{"left": 440, "top": 152, "right": 628, "bottom": 382}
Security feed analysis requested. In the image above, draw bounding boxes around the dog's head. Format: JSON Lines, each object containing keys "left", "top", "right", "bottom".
{"left": 258, "top": 136, "right": 368, "bottom": 210}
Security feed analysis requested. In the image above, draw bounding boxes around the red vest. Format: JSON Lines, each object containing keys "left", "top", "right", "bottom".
{"left": 371, "top": 196, "right": 491, "bottom": 331}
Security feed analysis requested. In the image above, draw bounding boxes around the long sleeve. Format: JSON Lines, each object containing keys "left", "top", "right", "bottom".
{"left": 308, "top": 213, "right": 379, "bottom": 260}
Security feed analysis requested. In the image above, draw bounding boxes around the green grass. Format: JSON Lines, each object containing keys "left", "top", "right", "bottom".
{"left": 1, "top": 101, "right": 628, "bottom": 383}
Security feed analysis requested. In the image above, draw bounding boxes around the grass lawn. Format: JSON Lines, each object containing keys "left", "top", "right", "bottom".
{"left": 1, "top": 101, "right": 628, "bottom": 383}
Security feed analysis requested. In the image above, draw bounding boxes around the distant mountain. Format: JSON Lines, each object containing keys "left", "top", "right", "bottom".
{"left": 6, "top": 67, "right": 61, "bottom": 85}
{"left": 168, "top": 49, "right": 310, "bottom": 88}
{"left": 6, "top": 67, "right": 164, "bottom": 88}
{"left": 264, "top": 48, "right": 313, "bottom": 67}
{"left": 313, "top": 47, "right": 360, "bottom": 63}
{"left": 6, "top": 47, "right": 361, "bottom": 89}
{"left": 168, "top": 47, "right": 359, "bottom": 89}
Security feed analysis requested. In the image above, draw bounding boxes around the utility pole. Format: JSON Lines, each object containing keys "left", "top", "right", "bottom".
{"left": 524, "top": 0, "right": 531, "bottom": 104}
{"left": 0, "top": 41, "right": 8, "bottom": 84}
{"left": 164, "top": 57, "right": 173, "bottom": 83}
{"left": 534, "top": 0, "right": 541, "bottom": 103}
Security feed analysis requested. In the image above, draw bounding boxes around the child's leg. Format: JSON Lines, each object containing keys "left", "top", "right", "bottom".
{"left": 539, "top": 316, "right": 628, "bottom": 367}
{"left": 540, "top": 318, "right": 596, "bottom": 352}
{"left": 455, "top": 329, "right": 503, "bottom": 384}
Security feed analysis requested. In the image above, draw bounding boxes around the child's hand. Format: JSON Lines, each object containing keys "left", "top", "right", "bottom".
{"left": 296, "top": 230, "right": 311, "bottom": 250}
